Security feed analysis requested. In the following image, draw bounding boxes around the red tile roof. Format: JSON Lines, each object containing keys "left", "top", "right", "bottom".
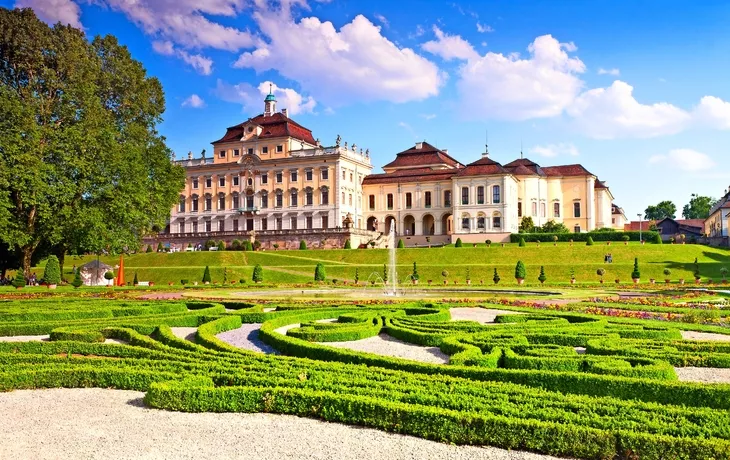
{"left": 382, "top": 142, "right": 462, "bottom": 170}
{"left": 624, "top": 221, "right": 652, "bottom": 231}
{"left": 456, "top": 156, "right": 508, "bottom": 177}
{"left": 503, "top": 158, "right": 546, "bottom": 176}
{"left": 542, "top": 164, "right": 595, "bottom": 177}
{"left": 212, "top": 112, "right": 316, "bottom": 145}
{"left": 362, "top": 167, "right": 459, "bottom": 185}
{"left": 594, "top": 180, "right": 608, "bottom": 189}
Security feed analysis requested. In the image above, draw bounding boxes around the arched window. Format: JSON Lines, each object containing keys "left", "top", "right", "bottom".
{"left": 320, "top": 186, "right": 329, "bottom": 205}
{"left": 261, "top": 191, "right": 268, "bottom": 209}
{"left": 305, "top": 187, "right": 313, "bottom": 206}
{"left": 477, "top": 186, "right": 484, "bottom": 205}
{"left": 275, "top": 190, "right": 283, "bottom": 208}
{"left": 218, "top": 193, "right": 226, "bottom": 211}
{"left": 232, "top": 192, "right": 240, "bottom": 209}
{"left": 178, "top": 196, "right": 186, "bottom": 213}
{"left": 492, "top": 185, "right": 501, "bottom": 204}
{"left": 461, "top": 213, "right": 471, "bottom": 230}
{"left": 492, "top": 211, "right": 502, "bottom": 229}
{"left": 204, "top": 194, "right": 212, "bottom": 211}
{"left": 191, "top": 194, "right": 199, "bottom": 212}
{"left": 477, "top": 212, "right": 486, "bottom": 229}
{"left": 290, "top": 189, "right": 298, "bottom": 207}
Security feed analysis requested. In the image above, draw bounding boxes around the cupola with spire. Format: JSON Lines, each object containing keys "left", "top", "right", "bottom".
{"left": 264, "top": 83, "right": 276, "bottom": 117}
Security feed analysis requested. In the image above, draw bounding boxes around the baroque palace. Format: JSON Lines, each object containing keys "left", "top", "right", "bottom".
{"left": 155, "top": 91, "right": 618, "bottom": 249}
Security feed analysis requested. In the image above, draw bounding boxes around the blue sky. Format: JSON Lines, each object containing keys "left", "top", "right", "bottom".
{"left": 6, "top": 0, "right": 730, "bottom": 220}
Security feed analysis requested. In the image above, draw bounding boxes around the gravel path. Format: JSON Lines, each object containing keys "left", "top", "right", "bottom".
{"left": 675, "top": 367, "right": 730, "bottom": 384}
{"left": 104, "top": 338, "right": 129, "bottom": 345}
{"left": 0, "top": 389, "right": 566, "bottom": 460}
{"left": 0, "top": 335, "right": 50, "bottom": 342}
{"left": 320, "top": 333, "right": 449, "bottom": 364}
{"left": 216, "top": 323, "right": 278, "bottom": 354}
{"left": 450, "top": 308, "right": 524, "bottom": 324}
{"left": 681, "top": 330, "right": 730, "bottom": 341}
{"left": 170, "top": 327, "right": 197, "bottom": 342}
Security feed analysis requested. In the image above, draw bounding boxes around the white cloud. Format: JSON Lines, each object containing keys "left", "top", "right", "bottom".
{"left": 409, "top": 25, "right": 425, "bottom": 39}
{"left": 374, "top": 14, "right": 389, "bottom": 28}
{"left": 215, "top": 80, "right": 316, "bottom": 116}
{"left": 101, "top": 0, "right": 254, "bottom": 51}
{"left": 693, "top": 96, "right": 730, "bottom": 130}
{"left": 648, "top": 149, "right": 716, "bottom": 172}
{"left": 597, "top": 67, "right": 620, "bottom": 76}
{"left": 420, "top": 113, "right": 437, "bottom": 120}
{"left": 152, "top": 40, "right": 212, "bottom": 75}
{"left": 528, "top": 143, "right": 579, "bottom": 158}
{"left": 457, "top": 34, "right": 585, "bottom": 120}
{"left": 421, "top": 26, "right": 479, "bottom": 61}
{"left": 182, "top": 94, "right": 205, "bottom": 108}
{"left": 476, "top": 22, "right": 493, "bottom": 33}
{"left": 15, "top": 0, "right": 82, "bottom": 28}
{"left": 567, "top": 81, "right": 691, "bottom": 139}
{"left": 234, "top": 11, "right": 442, "bottom": 105}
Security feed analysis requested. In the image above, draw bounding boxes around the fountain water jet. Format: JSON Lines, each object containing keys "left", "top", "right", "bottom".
{"left": 386, "top": 225, "right": 398, "bottom": 296}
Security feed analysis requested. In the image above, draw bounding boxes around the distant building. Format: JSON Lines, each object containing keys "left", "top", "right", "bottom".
{"left": 706, "top": 191, "right": 730, "bottom": 239}
{"left": 611, "top": 204, "right": 627, "bottom": 230}
{"left": 654, "top": 218, "right": 704, "bottom": 242}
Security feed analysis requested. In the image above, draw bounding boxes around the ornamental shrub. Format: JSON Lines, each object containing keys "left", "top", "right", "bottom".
{"left": 441, "top": 269, "right": 449, "bottom": 279}
{"left": 133, "top": 272, "right": 139, "bottom": 285}
{"left": 622, "top": 235, "right": 630, "bottom": 242}
{"left": 538, "top": 266, "right": 546, "bottom": 284}
{"left": 654, "top": 233, "right": 663, "bottom": 244}
{"left": 354, "top": 268, "right": 359, "bottom": 284}
{"left": 42, "top": 255, "right": 61, "bottom": 285}
{"left": 181, "top": 279, "right": 189, "bottom": 285}
{"left": 104, "top": 271, "right": 114, "bottom": 281}
{"left": 663, "top": 268, "right": 671, "bottom": 277}
{"left": 485, "top": 239, "right": 492, "bottom": 245}
{"left": 223, "top": 268, "right": 228, "bottom": 284}
{"left": 299, "top": 240, "right": 307, "bottom": 250}
{"left": 455, "top": 238, "right": 463, "bottom": 248}
{"left": 383, "top": 264, "right": 388, "bottom": 283}
{"left": 253, "top": 240, "right": 262, "bottom": 250}
{"left": 596, "top": 268, "right": 606, "bottom": 279}
{"left": 411, "top": 262, "right": 419, "bottom": 281}
{"left": 157, "top": 242, "right": 164, "bottom": 252}
{"left": 519, "top": 238, "right": 526, "bottom": 247}
{"left": 397, "top": 239, "right": 405, "bottom": 249}
{"left": 493, "top": 268, "right": 500, "bottom": 284}
{"left": 231, "top": 239, "right": 242, "bottom": 250}
{"left": 252, "top": 264, "right": 263, "bottom": 283}
{"left": 146, "top": 245, "right": 153, "bottom": 253}
{"left": 344, "top": 239, "right": 352, "bottom": 249}
{"left": 693, "top": 258, "right": 701, "bottom": 279}
{"left": 71, "top": 271, "right": 82, "bottom": 288}
{"left": 515, "top": 261, "right": 526, "bottom": 280}
{"left": 202, "top": 266, "right": 211, "bottom": 284}
{"left": 586, "top": 237, "right": 594, "bottom": 246}
{"left": 631, "top": 258, "right": 641, "bottom": 280}
{"left": 204, "top": 239, "right": 216, "bottom": 250}
{"left": 12, "top": 272, "right": 26, "bottom": 288}
{"left": 217, "top": 241, "right": 225, "bottom": 251}
{"left": 314, "top": 263, "right": 326, "bottom": 282}
{"left": 243, "top": 240, "right": 253, "bottom": 251}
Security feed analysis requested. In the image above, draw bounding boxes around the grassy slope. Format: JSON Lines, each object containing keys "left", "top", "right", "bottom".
{"left": 44, "top": 242, "right": 730, "bottom": 285}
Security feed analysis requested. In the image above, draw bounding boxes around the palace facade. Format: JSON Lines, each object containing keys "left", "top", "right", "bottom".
{"left": 157, "top": 92, "right": 618, "bottom": 249}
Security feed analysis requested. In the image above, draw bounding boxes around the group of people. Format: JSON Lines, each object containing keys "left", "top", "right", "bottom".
{"left": 604, "top": 253, "right": 614, "bottom": 263}
{"left": 0, "top": 272, "right": 39, "bottom": 286}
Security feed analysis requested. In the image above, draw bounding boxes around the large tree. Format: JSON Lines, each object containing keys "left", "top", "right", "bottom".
{"left": 644, "top": 201, "right": 677, "bottom": 221}
{"left": 0, "top": 8, "right": 185, "bottom": 275}
{"left": 682, "top": 194, "right": 715, "bottom": 220}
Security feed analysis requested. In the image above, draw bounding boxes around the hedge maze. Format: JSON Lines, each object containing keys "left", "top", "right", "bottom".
{"left": 1, "top": 298, "right": 730, "bottom": 459}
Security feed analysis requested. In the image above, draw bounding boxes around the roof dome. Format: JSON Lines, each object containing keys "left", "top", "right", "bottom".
{"left": 264, "top": 93, "right": 276, "bottom": 102}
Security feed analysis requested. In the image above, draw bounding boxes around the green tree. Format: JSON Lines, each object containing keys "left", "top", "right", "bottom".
{"left": 299, "top": 240, "right": 307, "bottom": 250}
{"left": 538, "top": 266, "right": 547, "bottom": 284}
{"left": 252, "top": 264, "right": 263, "bottom": 283}
{"left": 314, "top": 263, "right": 326, "bottom": 282}
{"left": 586, "top": 236, "right": 594, "bottom": 246}
{"left": 682, "top": 194, "right": 715, "bottom": 219}
{"left": 11, "top": 271, "right": 25, "bottom": 288}
{"left": 515, "top": 261, "right": 526, "bottom": 280}
{"left": 202, "top": 266, "right": 211, "bottom": 284}
{"left": 411, "top": 262, "right": 419, "bottom": 281}
{"left": 71, "top": 270, "right": 83, "bottom": 288}
{"left": 157, "top": 242, "right": 164, "bottom": 252}
{"left": 0, "top": 9, "right": 185, "bottom": 276}
{"left": 519, "top": 216, "right": 535, "bottom": 233}
{"left": 104, "top": 271, "right": 114, "bottom": 281}
{"left": 217, "top": 241, "right": 225, "bottom": 251}
{"left": 146, "top": 245, "right": 153, "bottom": 253}
{"left": 631, "top": 258, "right": 641, "bottom": 280}
{"left": 397, "top": 239, "right": 405, "bottom": 248}
{"left": 42, "top": 255, "right": 61, "bottom": 285}
{"left": 344, "top": 239, "right": 352, "bottom": 249}
{"left": 653, "top": 233, "right": 663, "bottom": 244}
{"left": 518, "top": 237, "right": 526, "bottom": 247}
{"left": 644, "top": 201, "right": 677, "bottom": 220}
{"left": 354, "top": 268, "right": 359, "bottom": 284}
{"left": 223, "top": 267, "right": 228, "bottom": 284}
{"left": 539, "top": 220, "right": 570, "bottom": 233}
{"left": 493, "top": 268, "right": 500, "bottom": 284}
{"left": 0, "top": 242, "right": 20, "bottom": 279}
{"left": 454, "top": 238, "right": 462, "bottom": 248}
{"left": 133, "top": 272, "right": 139, "bottom": 285}
{"left": 383, "top": 264, "right": 388, "bottom": 283}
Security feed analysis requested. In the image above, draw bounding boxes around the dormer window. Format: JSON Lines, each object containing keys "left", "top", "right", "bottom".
{"left": 219, "top": 150, "right": 226, "bottom": 158}
{"left": 277, "top": 145, "right": 283, "bottom": 153}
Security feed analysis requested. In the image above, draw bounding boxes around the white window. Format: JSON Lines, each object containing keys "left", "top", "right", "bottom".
{"left": 306, "top": 169, "right": 313, "bottom": 181}
{"left": 219, "top": 150, "right": 226, "bottom": 159}
{"left": 233, "top": 176, "right": 239, "bottom": 186}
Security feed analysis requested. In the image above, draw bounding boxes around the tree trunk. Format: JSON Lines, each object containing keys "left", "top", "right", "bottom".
{"left": 22, "top": 245, "right": 34, "bottom": 278}
{"left": 55, "top": 244, "right": 67, "bottom": 279}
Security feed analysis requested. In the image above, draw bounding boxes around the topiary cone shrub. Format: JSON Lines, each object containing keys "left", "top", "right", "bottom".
{"left": 515, "top": 261, "right": 526, "bottom": 285}
{"left": 71, "top": 270, "right": 83, "bottom": 288}
{"left": 631, "top": 258, "right": 641, "bottom": 283}
{"left": 42, "top": 255, "right": 61, "bottom": 288}
{"left": 411, "top": 262, "right": 419, "bottom": 284}
{"left": 202, "top": 266, "right": 211, "bottom": 284}
{"left": 455, "top": 238, "right": 463, "bottom": 248}
{"left": 299, "top": 240, "right": 307, "bottom": 250}
{"left": 518, "top": 238, "right": 526, "bottom": 247}
{"left": 654, "top": 233, "right": 663, "bottom": 244}
{"left": 538, "top": 266, "right": 546, "bottom": 284}
{"left": 252, "top": 264, "right": 263, "bottom": 283}
{"left": 493, "top": 268, "right": 500, "bottom": 285}
{"left": 344, "top": 239, "right": 352, "bottom": 249}
{"left": 397, "top": 239, "right": 405, "bottom": 249}
{"left": 12, "top": 272, "right": 26, "bottom": 289}
{"left": 133, "top": 272, "right": 139, "bottom": 286}
{"left": 314, "top": 263, "right": 326, "bottom": 282}
{"left": 586, "top": 237, "right": 594, "bottom": 246}
{"left": 146, "top": 245, "right": 153, "bottom": 253}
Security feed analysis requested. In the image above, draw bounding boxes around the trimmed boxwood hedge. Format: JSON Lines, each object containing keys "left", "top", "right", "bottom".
{"left": 510, "top": 231, "right": 658, "bottom": 243}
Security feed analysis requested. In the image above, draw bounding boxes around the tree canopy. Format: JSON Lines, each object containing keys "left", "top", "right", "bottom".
{"left": 644, "top": 201, "right": 676, "bottom": 221}
{"left": 0, "top": 8, "right": 185, "bottom": 275}
{"left": 682, "top": 194, "right": 715, "bottom": 220}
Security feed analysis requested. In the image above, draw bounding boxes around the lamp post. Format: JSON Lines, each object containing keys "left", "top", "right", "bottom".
{"left": 637, "top": 213, "right": 642, "bottom": 243}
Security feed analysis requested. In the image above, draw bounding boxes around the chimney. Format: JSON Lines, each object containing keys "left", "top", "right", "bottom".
{"left": 282, "top": 108, "right": 288, "bottom": 118}
{"left": 415, "top": 142, "right": 423, "bottom": 149}
{"left": 442, "top": 149, "right": 448, "bottom": 153}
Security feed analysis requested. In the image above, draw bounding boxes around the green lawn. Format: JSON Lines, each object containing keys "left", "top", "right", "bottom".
{"left": 25, "top": 242, "right": 730, "bottom": 285}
